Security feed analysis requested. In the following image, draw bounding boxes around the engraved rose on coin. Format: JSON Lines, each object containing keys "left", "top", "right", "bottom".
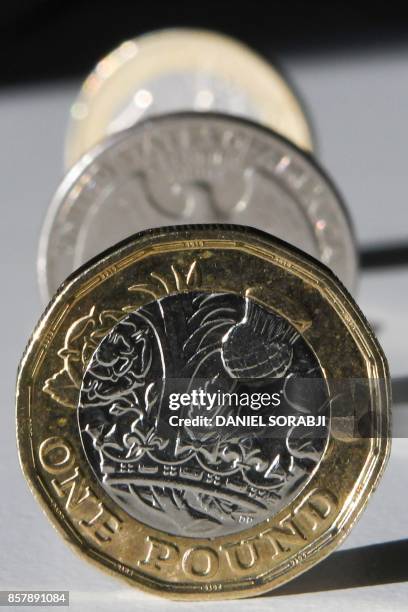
{"left": 80, "top": 311, "right": 167, "bottom": 467}
{"left": 82, "top": 320, "right": 153, "bottom": 404}
{"left": 43, "top": 307, "right": 123, "bottom": 409}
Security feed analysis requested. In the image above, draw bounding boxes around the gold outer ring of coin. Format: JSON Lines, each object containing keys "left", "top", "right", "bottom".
{"left": 16, "top": 225, "right": 390, "bottom": 600}
{"left": 64, "top": 28, "right": 314, "bottom": 169}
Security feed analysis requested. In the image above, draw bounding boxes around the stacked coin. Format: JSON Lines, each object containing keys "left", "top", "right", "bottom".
{"left": 18, "top": 29, "right": 390, "bottom": 600}
{"left": 37, "top": 29, "right": 358, "bottom": 301}
{"left": 64, "top": 29, "right": 314, "bottom": 167}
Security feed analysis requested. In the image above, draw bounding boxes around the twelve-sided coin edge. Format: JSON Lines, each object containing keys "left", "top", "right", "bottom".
{"left": 17, "top": 226, "right": 390, "bottom": 599}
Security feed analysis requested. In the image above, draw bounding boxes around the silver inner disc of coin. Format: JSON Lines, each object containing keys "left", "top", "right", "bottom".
{"left": 107, "top": 70, "right": 260, "bottom": 134}
{"left": 38, "top": 113, "right": 357, "bottom": 301}
{"left": 78, "top": 292, "right": 330, "bottom": 538}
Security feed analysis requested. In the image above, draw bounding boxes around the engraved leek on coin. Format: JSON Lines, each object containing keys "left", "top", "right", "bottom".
{"left": 39, "top": 114, "right": 356, "bottom": 302}
{"left": 65, "top": 29, "right": 313, "bottom": 168}
{"left": 19, "top": 226, "right": 390, "bottom": 598}
{"left": 79, "top": 292, "right": 329, "bottom": 537}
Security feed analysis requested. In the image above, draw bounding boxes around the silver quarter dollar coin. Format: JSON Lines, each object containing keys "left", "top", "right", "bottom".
{"left": 38, "top": 113, "right": 357, "bottom": 302}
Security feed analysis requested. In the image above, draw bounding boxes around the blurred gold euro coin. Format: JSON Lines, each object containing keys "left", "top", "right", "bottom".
{"left": 65, "top": 28, "right": 313, "bottom": 168}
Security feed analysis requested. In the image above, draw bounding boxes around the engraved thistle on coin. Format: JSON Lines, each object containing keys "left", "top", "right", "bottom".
{"left": 77, "top": 289, "right": 330, "bottom": 537}
{"left": 38, "top": 114, "right": 357, "bottom": 301}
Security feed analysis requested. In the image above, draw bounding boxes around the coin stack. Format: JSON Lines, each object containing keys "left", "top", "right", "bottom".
{"left": 17, "top": 29, "right": 390, "bottom": 600}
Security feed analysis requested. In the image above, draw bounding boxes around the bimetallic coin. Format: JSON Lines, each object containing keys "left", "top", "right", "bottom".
{"left": 65, "top": 29, "right": 313, "bottom": 168}
{"left": 18, "top": 225, "right": 390, "bottom": 599}
{"left": 39, "top": 113, "right": 357, "bottom": 302}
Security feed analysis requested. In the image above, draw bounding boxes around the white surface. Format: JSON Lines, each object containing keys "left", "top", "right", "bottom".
{"left": 283, "top": 45, "right": 408, "bottom": 247}
{"left": 1, "top": 45, "right": 408, "bottom": 610}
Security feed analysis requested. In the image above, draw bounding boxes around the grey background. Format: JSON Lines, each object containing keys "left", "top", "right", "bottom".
{"left": 1, "top": 45, "right": 407, "bottom": 610}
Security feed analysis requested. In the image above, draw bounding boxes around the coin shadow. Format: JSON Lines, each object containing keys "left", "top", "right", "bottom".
{"left": 263, "top": 539, "right": 408, "bottom": 596}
